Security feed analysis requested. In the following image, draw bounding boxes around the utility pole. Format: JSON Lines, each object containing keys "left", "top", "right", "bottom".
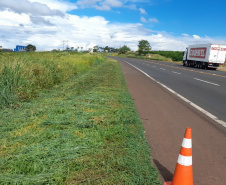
{"left": 62, "top": 40, "right": 69, "bottom": 51}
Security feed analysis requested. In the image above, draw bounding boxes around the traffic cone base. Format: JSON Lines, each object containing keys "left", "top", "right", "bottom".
{"left": 164, "top": 127, "right": 193, "bottom": 185}
{"left": 164, "top": 182, "right": 172, "bottom": 185}
{"left": 171, "top": 164, "right": 193, "bottom": 185}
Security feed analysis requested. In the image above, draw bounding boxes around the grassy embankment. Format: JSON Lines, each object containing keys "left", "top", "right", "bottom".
{"left": 0, "top": 52, "right": 161, "bottom": 184}
{"left": 116, "top": 51, "right": 184, "bottom": 63}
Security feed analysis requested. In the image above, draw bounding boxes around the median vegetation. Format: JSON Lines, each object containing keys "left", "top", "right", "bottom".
{"left": 0, "top": 52, "right": 161, "bottom": 184}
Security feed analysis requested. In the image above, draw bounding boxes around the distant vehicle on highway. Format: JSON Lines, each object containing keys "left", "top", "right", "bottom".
{"left": 183, "top": 44, "right": 226, "bottom": 69}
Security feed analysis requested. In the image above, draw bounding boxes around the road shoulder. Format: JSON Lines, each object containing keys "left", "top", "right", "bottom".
{"left": 119, "top": 60, "right": 226, "bottom": 185}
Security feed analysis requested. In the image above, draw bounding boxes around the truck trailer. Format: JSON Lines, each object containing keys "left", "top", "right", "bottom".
{"left": 183, "top": 44, "right": 226, "bottom": 69}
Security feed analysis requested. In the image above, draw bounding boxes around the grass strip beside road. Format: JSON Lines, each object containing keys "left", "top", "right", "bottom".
{"left": 0, "top": 57, "right": 161, "bottom": 184}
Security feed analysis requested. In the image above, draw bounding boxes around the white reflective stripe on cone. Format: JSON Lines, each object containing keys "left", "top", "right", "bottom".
{"left": 181, "top": 138, "right": 192, "bottom": 148}
{"left": 177, "top": 154, "right": 192, "bottom": 166}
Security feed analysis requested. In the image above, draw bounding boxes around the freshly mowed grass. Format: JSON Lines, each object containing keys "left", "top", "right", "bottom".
{"left": 0, "top": 57, "right": 161, "bottom": 184}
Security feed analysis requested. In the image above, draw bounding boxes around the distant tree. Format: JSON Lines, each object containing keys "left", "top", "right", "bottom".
{"left": 71, "top": 47, "right": 74, "bottom": 51}
{"left": 93, "top": 45, "right": 99, "bottom": 52}
{"left": 118, "top": 45, "right": 131, "bottom": 54}
{"left": 26, "top": 44, "right": 36, "bottom": 52}
{"left": 51, "top": 49, "right": 59, "bottom": 52}
{"left": 138, "top": 40, "right": 151, "bottom": 55}
{"left": 109, "top": 47, "right": 118, "bottom": 52}
{"left": 104, "top": 46, "right": 110, "bottom": 52}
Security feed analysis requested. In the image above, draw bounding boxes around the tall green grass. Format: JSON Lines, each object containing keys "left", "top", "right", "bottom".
{"left": 0, "top": 57, "right": 161, "bottom": 184}
{"left": 0, "top": 52, "right": 104, "bottom": 108}
{"left": 149, "top": 51, "right": 183, "bottom": 61}
{"left": 117, "top": 51, "right": 183, "bottom": 62}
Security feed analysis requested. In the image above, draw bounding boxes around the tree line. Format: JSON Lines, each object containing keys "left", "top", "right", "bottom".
{"left": 94, "top": 40, "right": 152, "bottom": 55}
{"left": 95, "top": 40, "right": 183, "bottom": 61}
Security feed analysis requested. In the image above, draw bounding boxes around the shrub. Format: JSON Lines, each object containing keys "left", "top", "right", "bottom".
{"left": 150, "top": 51, "right": 183, "bottom": 61}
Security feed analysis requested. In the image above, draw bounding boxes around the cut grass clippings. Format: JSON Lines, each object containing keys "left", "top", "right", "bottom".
{"left": 0, "top": 57, "right": 161, "bottom": 184}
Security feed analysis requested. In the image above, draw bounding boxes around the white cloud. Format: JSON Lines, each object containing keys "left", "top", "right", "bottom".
{"left": 96, "top": 5, "right": 111, "bottom": 10}
{"left": 0, "top": 10, "right": 30, "bottom": 26}
{"left": 149, "top": 18, "right": 158, "bottom": 23}
{"left": 30, "top": 16, "right": 54, "bottom": 26}
{"left": 141, "top": 17, "right": 148, "bottom": 23}
{"left": 141, "top": 17, "right": 159, "bottom": 23}
{"left": 1, "top": 3, "right": 225, "bottom": 52}
{"left": 193, "top": 35, "right": 201, "bottom": 39}
{"left": 182, "top": 33, "right": 190, "bottom": 37}
{"left": 102, "top": 0, "right": 122, "bottom": 7}
{"left": 0, "top": 0, "right": 64, "bottom": 17}
{"left": 139, "top": 8, "right": 147, "bottom": 14}
{"left": 28, "top": 0, "right": 78, "bottom": 13}
{"left": 77, "top": 0, "right": 122, "bottom": 10}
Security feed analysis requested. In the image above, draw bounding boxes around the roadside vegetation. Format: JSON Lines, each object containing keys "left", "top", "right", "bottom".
{"left": 0, "top": 52, "right": 161, "bottom": 184}
{"left": 117, "top": 50, "right": 183, "bottom": 62}
{"left": 95, "top": 40, "right": 184, "bottom": 62}
{"left": 0, "top": 52, "right": 103, "bottom": 109}
{"left": 149, "top": 51, "right": 183, "bottom": 61}
{"left": 116, "top": 51, "right": 177, "bottom": 62}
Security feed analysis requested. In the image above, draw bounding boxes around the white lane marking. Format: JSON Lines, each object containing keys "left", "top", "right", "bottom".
{"left": 173, "top": 71, "right": 181, "bottom": 75}
{"left": 194, "top": 78, "right": 220, "bottom": 86}
{"left": 160, "top": 68, "right": 166, "bottom": 70}
{"left": 124, "top": 61, "right": 226, "bottom": 128}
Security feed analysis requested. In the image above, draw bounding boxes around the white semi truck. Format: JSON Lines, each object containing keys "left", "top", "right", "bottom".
{"left": 183, "top": 44, "right": 226, "bottom": 69}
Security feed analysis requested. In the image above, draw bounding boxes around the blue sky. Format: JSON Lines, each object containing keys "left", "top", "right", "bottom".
{"left": 0, "top": 0, "right": 226, "bottom": 51}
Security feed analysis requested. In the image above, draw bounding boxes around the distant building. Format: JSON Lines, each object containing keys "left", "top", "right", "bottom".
{"left": 1, "top": 48, "right": 13, "bottom": 52}
{"left": 14, "top": 45, "right": 26, "bottom": 52}
{"left": 0, "top": 45, "right": 13, "bottom": 52}
{"left": 89, "top": 48, "right": 93, "bottom": 53}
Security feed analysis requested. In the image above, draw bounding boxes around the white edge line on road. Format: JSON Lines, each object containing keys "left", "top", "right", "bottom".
{"left": 125, "top": 61, "right": 226, "bottom": 128}
{"left": 160, "top": 68, "right": 166, "bottom": 70}
{"left": 194, "top": 78, "right": 220, "bottom": 86}
{"left": 172, "top": 71, "right": 181, "bottom": 75}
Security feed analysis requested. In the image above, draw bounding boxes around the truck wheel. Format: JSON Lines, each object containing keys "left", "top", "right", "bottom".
{"left": 200, "top": 62, "right": 204, "bottom": 69}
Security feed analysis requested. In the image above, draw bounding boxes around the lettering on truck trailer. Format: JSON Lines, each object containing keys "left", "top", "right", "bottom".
{"left": 189, "top": 48, "right": 207, "bottom": 58}
{"left": 211, "top": 47, "right": 226, "bottom": 51}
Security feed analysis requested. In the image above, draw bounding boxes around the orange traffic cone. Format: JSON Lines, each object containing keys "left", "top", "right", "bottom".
{"left": 164, "top": 127, "right": 193, "bottom": 185}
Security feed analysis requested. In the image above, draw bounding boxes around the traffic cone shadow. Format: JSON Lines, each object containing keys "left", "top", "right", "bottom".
{"left": 164, "top": 127, "right": 193, "bottom": 185}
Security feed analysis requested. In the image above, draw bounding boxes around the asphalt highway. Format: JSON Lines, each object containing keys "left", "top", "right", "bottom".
{"left": 112, "top": 56, "right": 226, "bottom": 184}
{"left": 110, "top": 56, "right": 226, "bottom": 128}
